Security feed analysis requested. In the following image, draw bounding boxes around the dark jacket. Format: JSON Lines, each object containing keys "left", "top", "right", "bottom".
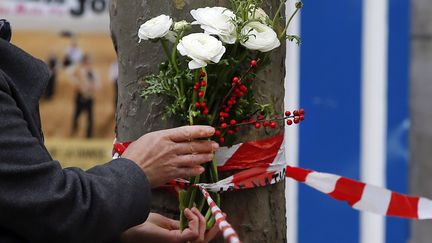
{"left": 0, "top": 39, "right": 151, "bottom": 242}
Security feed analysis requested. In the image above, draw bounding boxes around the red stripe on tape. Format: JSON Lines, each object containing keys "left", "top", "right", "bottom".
{"left": 286, "top": 166, "right": 313, "bottom": 182}
{"left": 386, "top": 192, "right": 419, "bottom": 218}
{"left": 328, "top": 177, "right": 365, "bottom": 206}
{"left": 219, "top": 134, "right": 283, "bottom": 171}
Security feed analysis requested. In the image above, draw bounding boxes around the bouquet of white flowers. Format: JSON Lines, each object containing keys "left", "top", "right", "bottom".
{"left": 138, "top": 0, "right": 303, "bottom": 231}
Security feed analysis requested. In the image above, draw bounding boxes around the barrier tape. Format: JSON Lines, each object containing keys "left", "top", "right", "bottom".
{"left": 198, "top": 185, "right": 241, "bottom": 243}
{"left": 113, "top": 135, "right": 432, "bottom": 241}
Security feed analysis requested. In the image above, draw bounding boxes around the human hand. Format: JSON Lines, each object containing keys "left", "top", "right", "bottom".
{"left": 122, "top": 126, "right": 218, "bottom": 188}
{"left": 121, "top": 208, "right": 220, "bottom": 243}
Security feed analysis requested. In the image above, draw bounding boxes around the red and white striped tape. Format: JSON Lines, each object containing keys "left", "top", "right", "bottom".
{"left": 113, "top": 135, "right": 432, "bottom": 221}
{"left": 286, "top": 166, "right": 432, "bottom": 219}
{"left": 198, "top": 186, "right": 241, "bottom": 243}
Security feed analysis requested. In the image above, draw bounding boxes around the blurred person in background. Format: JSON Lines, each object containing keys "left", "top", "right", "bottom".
{"left": 71, "top": 53, "right": 100, "bottom": 138}
{"left": 109, "top": 59, "right": 119, "bottom": 112}
{"left": 63, "top": 38, "right": 83, "bottom": 77}
{"left": 0, "top": 19, "right": 219, "bottom": 243}
{"left": 43, "top": 50, "right": 59, "bottom": 100}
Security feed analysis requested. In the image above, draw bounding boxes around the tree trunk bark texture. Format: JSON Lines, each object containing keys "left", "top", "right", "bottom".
{"left": 110, "top": 1, "right": 287, "bottom": 242}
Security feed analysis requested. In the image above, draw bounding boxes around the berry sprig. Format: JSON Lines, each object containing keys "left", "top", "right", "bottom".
{"left": 193, "top": 69, "right": 210, "bottom": 116}
{"left": 214, "top": 108, "right": 306, "bottom": 144}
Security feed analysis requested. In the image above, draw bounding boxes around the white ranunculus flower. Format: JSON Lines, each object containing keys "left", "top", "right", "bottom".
{"left": 240, "top": 21, "right": 281, "bottom": 52}
{"left": 248, "top": 6, "right": 270, "bottom": 23}
{"left": 177, "top": 33, "right": 226, "bottom": 69}
{"left": 174, "top": 20, "right": 190, "bottom": 32}
{"left": 190, "top": 7, "right": 237, "bottom": 44}
{"left": 138, "top": 14, "right": 173, "bottom": 42}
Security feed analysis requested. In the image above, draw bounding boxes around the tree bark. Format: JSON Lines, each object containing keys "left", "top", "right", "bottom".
{"left": 110, "top": 1, "right": 287, "bottom": 242}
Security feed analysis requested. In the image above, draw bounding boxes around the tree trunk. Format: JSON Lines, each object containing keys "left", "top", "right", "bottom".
{"left": 110, "top": 1, "right": 287, "bottom": 242}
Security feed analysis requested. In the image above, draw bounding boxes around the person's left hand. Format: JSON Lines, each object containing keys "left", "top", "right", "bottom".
{"left": 121, "top": 208, "right": 220, "bottom": 243}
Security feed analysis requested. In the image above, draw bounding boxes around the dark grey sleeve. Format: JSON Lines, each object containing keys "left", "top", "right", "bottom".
{"left": 0, "top": 84, "right": 151, "bottom": 242}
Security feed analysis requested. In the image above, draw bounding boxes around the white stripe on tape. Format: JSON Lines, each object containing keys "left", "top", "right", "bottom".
{"left": 305, "top": 172, "right": 340, "bottom": 194}
{"left": 418, "top": 197, "right": 432, "bottom": 219}
{"left": 353, "top": 184, "right": 391, "bottom": 215}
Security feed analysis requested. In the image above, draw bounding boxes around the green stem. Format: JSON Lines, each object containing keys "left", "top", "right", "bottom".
{"left": 272, "top": 0, "right": 288, "bottom": 29}
{"left": 279, "top": 5, "right": 301, "bottom": 40}
{"left": 179, "top": 190, "right": 188, "bottom": 230}
{"left": 160, "top": 39, "right": 173, "bottom": 66}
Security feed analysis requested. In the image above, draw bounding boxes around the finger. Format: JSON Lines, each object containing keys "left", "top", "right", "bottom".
{"left": 175, "top": 140, "right": 219, "bottom": 155}
{"left": 179, "top": 208, "right": 200, "bottom": 241}
{"left": 176, "top": 166, "right": 205, "bottom": 179}
{"left": 167, "top": 126, "right": 215, "bottom": 142}
{"left": 204, "top": 223, "right": 222, "bottom": 243}
{"left": 149, "top": 213, "right": 180, "bottom": 230}
{"left": 167, "top": 218, "right": 180, "bottom": 230}
{"left": 192, "top": 207, "right": 206, "bottom": 242}
{"left": 176, "top": 153, "right": 214, "bottom": 167}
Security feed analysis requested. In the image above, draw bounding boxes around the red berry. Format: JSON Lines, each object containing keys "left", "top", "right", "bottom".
{"left": 257, "top": 114, "right": 264, "bottom": 120}
{"left": 223, "top": 113, "right": 229, "bottom": 118}
{"left": 294, "top": 118, "right": 300, "bottom": 124}
{"left": 237, "top": 92, "right": 244, "bottom": 97}
{"left": 287, "top": 119, "right": 293, "bottom": 126}
{"left": 227, "top": 130, "right": 234, "bottom": 135}
{"left": 254, "top": 122, "right": 261, "bottom": 129}
{"left": 195, "top": 102, "right": 201, "bottom": 108}
{"left": 285, "top": 111, "right": 291, "bottom": 117}
{"left": 219, "top": 137, "right": 225, "bottom": 143}
{"left": 198, "top": 91, "right": 204, "bottom": 97}
{"left": 235, "top": 127, "right": 240, "bottom": 132}
{"left": 224, "top": 108, "right": 230, "bottom": 112}
{"left": 200, "top": 102, "right": 206, "bottom": 108}
{"left": 293, "top": 110, "right": 299, "bottom": 116}
{"left": 230, "top": 120, "right": 237, "bottom": 125}
{"left": 203, "top": 109, "right": 209, "bottom": 115}
{"left": 221, "top": 123, "right": 228, "bottom": 129}
{"left": 240, "top": 85, "right": 248, "bottom": 92}
{"left": 220, "top": 117, "right": 225, "bottom": 122}
{"left": 215, "top": 130, "right": 221, "bottom": 137}
{"left": 270, "top": 121, "right": 277, "bottom": 128}
{"left": 250, "top": 59, "right": 258, "bottom": 68}
{"left": 232, "top": 77, "right": 240, "bottom": 83}
{"left": 227, "top": 100, "right": 233, "bottom": 106}
{"left": 200, "top": 71, "right": 206, "bottom": 77}
{"left": 299, "top": 108, "right": 305, "bottom": 115}
{"left": 300, "top": 115, "right": 305, "bottom": 121}
{"left": 194, "top": 84, "right": 200, "bottom": 91}
{"left": 263, "top": 121, "right": 270, "bottom": 127}
{"left": 200, "top": 80, "right": 207, "bottom": 87}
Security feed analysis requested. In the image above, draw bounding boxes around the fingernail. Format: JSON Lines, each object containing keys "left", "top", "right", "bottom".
{"left": 206, "top": 126, "right": 215, "bottom": 134}
{"left": 212, "top": 142, "right": 219, "bottom": 150}
{"left": 199, "top": 167, "right": 205, "bottom": 173}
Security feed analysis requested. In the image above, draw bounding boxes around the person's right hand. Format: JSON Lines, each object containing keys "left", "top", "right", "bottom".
{"left": 122, "top": 126, "right": 218, "bottom": 188}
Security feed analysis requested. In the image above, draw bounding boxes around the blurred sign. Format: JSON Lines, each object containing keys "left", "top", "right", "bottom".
{"left": 45, "top": 139, "right": 114, "bottom": 170}
{"left": 0, "top": 0, "right": 110, "bottom": 33}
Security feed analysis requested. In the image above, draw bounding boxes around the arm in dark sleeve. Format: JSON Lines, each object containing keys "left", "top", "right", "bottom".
{"left": 0, "top": 83, "right": 152, "bottom": 242}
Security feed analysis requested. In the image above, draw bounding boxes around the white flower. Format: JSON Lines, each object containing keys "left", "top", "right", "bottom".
{"left": 138, "top": 14, "right": 173, "bottom": 42}
{"left": 249, "top": 6, "right": 270, "bottom": 23}
{"left": 190, "top": 7, "right": 237, "bottom": 44}
{"left": 174, "top": 20, "right": 190, "bottom": 32}
{"left": 177, "top": 33, "right": 226, "bottom": 69}
{"left": 240, "top": 21, "right": 281, "bottom": 52}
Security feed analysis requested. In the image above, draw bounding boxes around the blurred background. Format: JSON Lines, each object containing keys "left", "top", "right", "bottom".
{"left": 1, "top": 0, "right": 431, "bottom": 243}
{"left": 1, "top": 0, "right": 116, "bottom": 169}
